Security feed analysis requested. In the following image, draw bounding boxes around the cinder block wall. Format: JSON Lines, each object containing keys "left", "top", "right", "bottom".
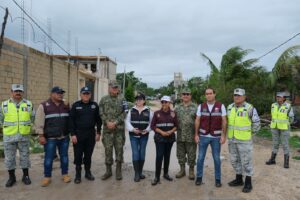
{"left": 0, "top": 38, "right": 78, "bottom": 108}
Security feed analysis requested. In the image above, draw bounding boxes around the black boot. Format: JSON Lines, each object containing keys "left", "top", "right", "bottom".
{"left": 139, "top": 160, "right": 145, "bottom": 179}
{"left": 266, "top": 152, "right": 276, "bottom": 165}
{"left": 284, "top": 154, "right": 289, "bottom": 168}
{"left": 195, "top": 177, "right": 202, "bottom": 186}
{"left": 151, "top": 177, "right": 160, "bottom": 186}
{"left": 22, "top": 168, "right": 31, "bottom": 185}
{"left": 133, "top": 161, "right": 140, "bottom": 182}
{"left": 242, "top": 176, "right": 253, "bottom": 193}
{"left": 6, "top": 170, "right": 16, "bottom": 187}
{"left": 85, "top": 165, "right": 95, "bottom": 181}
{"left": 163, "top": 174, "right": 173, "bottom": 181}
{"left": 228, "top": 174, "right": 244, "bottom": 186}
{"left": 74, "top": 166, "right": 81, "bottom": 184}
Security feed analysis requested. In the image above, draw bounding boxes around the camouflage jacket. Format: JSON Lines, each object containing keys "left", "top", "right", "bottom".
{"left": 174, "top": 102, "right": 197, "bottom": 142}
{"left": 99, "top": 94, "right": 126, "bottom": 132}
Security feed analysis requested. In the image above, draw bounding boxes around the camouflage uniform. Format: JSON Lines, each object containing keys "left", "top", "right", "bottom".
{"left": 174, "top": 102, "right": 197, "bottom": 167}
{"left": 0, "top": 98, "right": 35, "bottom": 170}
{"left": 99, "top": 94, "right": 126, "bottom": 165}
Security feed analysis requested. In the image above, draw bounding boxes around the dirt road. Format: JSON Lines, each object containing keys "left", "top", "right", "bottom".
{"left": 0, "top": 101, "right": 299, "bottom": 200}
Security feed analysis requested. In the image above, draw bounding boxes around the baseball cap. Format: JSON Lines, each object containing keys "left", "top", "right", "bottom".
{"left": 80, "top": 86, "right": 91, "bottom": 93}
{"left": 276, "top": 92, "right": 285, "bottom": 98}
{"left": 51, "top": 86, "right": 65, "bottom": 93}
{"left": 11, "top": 84, "right": 24, "bottom": 92}
{"left": 109, "top": 80, "right": 119, "bottom": 88}
{"left": 161, "top": 95, "right": 171, "bottom": 102}
{"left": 135, "top": 92, "right": 145, "bottom": 100}
{"left": 181, "top": 87, "right": 191, "bottom": 94}
{"left": 234, "top": 88, "right": 245, "bottom": 96}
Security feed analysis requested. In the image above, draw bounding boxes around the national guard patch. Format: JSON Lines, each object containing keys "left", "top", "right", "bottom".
{"left": 91, "top": 105, "right": 96, "bottom": 109}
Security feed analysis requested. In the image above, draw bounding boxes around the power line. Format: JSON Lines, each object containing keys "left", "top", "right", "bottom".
{"left": 11, "top": 0, "right": 70, "bottom": 55}
{"left": 258, "top": 32, "right": 300, "bottom": 60}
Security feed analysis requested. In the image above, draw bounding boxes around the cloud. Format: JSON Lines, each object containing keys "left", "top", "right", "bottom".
{"left": 2, "top": 0, "right": 300, "bottom": 88}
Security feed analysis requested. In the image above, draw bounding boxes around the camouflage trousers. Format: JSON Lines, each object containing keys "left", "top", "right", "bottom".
{"left": 3, "top": 140, "right": 31, "bottom": 170}
{"left": 176, "top": 141, "right": 197, "bottom": 166}
{"left": 228, "top": 140, "right": 253, "bottom": 176}
{"left": 102, "top": 130, "right": 125, "bottom": 165}
{"left": 271, "top": 128, "right": 290, "bottom": 155}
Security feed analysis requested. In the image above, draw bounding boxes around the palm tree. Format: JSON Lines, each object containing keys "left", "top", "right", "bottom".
{"left": 270, "top": 45, "right": 300, "bottom": 93}
{"left": 201, "top": 46, "right": 258, "bottom": 105}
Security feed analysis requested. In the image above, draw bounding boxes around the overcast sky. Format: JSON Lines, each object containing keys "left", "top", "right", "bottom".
{"left": 1, "top": 0, "right": 300, "bottom": 88}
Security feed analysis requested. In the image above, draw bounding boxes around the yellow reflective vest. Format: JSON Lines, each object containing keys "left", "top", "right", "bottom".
{"left": 270, "top": 103, "right": 290, "bottom": 130}
{"left": 1, "top": 99, "right": 32, "bottom": 136}
{"left": 227, "top": 102, "right": 253, "bottom": 141}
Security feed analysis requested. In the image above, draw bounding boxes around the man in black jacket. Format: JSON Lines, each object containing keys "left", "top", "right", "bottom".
{"left": 69, "top": 86, "right": 102, "bottom": 184}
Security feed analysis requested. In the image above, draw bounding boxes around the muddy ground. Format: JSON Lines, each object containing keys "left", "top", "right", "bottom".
{"left": 0, "top": 101, "right": 299, "bottom": 200}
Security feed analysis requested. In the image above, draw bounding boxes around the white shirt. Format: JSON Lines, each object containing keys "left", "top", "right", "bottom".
{"left": 196, "top": 102, "right": 226, "bottom": 138}
{"left": 125, "top": 106, "right": 153, "bottom": 136}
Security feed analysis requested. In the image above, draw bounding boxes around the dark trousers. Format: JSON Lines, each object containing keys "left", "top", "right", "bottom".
{"left": 155, "top": 142, "right": 173, "bottom": 178}
{"left": 73, "top": 135, "right": 96, "bottom": 169}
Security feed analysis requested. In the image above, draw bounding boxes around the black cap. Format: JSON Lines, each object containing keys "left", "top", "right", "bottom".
{"left": 135, "top": 93, "right": 145, "bottom": 100}
{"left": 51, "top": 86, "right": 65, "bottom": 93}
{"left": 80, "top": 86, "right": 91, "bottom": 93}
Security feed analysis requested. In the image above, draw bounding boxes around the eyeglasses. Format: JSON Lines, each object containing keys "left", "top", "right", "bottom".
{"left": 182, "top": 93, "right": 190, "bottom": 96}
{"left": 161, "top": 101, "right": 169, "bottom": 104}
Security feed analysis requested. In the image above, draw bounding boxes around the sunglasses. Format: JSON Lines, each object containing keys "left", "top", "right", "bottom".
{"left": 182, "top": 93, "right": 190, "bottom": 96}
{"left": 161, "top": 101, "right": 169, "bottom": 104}
{"left": 82, "top": 92, "right": 91, "bottom": 95}
{"left": 13, "top": 90, "right": 23, "bottom": 93}
{"left": 234, "top": 94, "right": 242, "bottom": 97}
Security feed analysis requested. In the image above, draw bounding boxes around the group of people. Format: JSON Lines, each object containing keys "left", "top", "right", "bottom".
{"left": 0, "top": 82, "right": 294, "bottom": 194}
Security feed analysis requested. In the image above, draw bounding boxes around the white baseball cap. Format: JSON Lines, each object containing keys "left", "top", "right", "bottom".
{"left": 161, "top": 95, "right": 171, "bottom": 102}
{"left": 11, "top": 84, "right": 24, "bottom": 92}
{"left": 234, "top": 88, "right": 245, "bottom": 96}
{"left": 276, "top": 92, "right": 285, "bottom": 98}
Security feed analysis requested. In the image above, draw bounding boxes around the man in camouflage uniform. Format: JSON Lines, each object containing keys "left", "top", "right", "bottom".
{"left": 227, "top": 88, "right": 260, "bottom": 193}
{"left": 99, "top": 81, "right": 127, "bottom": 180}
{"left": 0, "top": 84, "right": 35, "bottom": 187}
{"left": 174, "top": 88, "right": 197, "bottom": 180}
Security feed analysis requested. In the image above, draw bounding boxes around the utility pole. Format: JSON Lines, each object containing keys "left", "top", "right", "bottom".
{"left": 123, "top": 67, "right": 126, "bottom": 97}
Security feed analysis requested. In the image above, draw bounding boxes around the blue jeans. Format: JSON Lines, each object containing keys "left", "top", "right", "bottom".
{"left": 44, "top": 137, "right": 69, "bottom": 177}
{"left": 129, "top": 135, "right": 149, "bottom": 161}
{"left": 196, "top": 136, "right": 221, "bottom": 181}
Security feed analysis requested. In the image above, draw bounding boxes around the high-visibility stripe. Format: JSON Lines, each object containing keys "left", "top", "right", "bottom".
{"left": 131, "top": 121, "right": 149, "bottom": 124}
{"left": 199, "top": 128, "right": 206, "bottom": 133}
{"left": 213, "top": 130, "right": 222, "bottom": 134}
{"left": 228, "top": 125, "right": 251, "bottom": 131}
{"left": 19, "top": 121, "right": 31, "bottom": 125}
{"left": 272, "top": 119, "right": 289, "bottom": 123}
{"left": 156, "top": 123, "right": 174, "bottom": 127}
{"left": 45, "top": 113, "right": 69, "bottom": 119}
{"left": 200, "top": 112, "right": 210, "bottom": 116}
{"left": 3, "top": 121, "right": 17, "bottom": 126}
{"left": 211, "top": 113, "right": 222, "bottom": 116}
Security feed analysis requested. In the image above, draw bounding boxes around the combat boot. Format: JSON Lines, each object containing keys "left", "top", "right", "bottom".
{"left": 85, "top": 165, "right": 95, "bottom": 181}
{"left": 101, "top": 164, "right": 112, "bottom": 180}
{"left": 188, "top": 166, "right": 195, "bottom": 180}
{"left": 139, "top": 160, "right": 146, "bottom": 179}
{"left": 22, "top": 168, "right": 31, "bottom": 185}
{"left": 175, "top": 164, "right": 186, "bottom": 178}
{"left": 242, "top": 176, "right": 253, "bottom": 193}
{"left": 74, "top": 166, "right": 81, "bottom": 184}
{"left": 228, "top": 174, "right": 244, "bottom": 186}
{"left": 116, "top": 162, "right": 123, "bottom": 180}
{"left": 133, "top": 161, "right": 140, "bottom": 182}
{"left": 266, "top": 152, "right": 276, "bottom": 165}
{"left": 284, "top": 154, "right": 289, "bottom": 168}
{"left": 6, "top": 170, "right": 16, "bottom": 187}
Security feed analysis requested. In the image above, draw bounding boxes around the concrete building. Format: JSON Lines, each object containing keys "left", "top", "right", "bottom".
{"left": 54, "top": 55, "right": 117, "bottom": 102}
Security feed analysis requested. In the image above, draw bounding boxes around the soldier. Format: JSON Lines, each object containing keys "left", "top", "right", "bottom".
{"left": 0, "top": 84, "right": 34, "bottom": 187}
{"left": 174, "top": 88, "right": 197, "bottom": 180}
{"left": 69, "top": 86, "right": 102, "bottom": 184}
{"left": 266, "top": 92, "right": 294, "bottom": 168}
{"left": 99, "top": 81, "right": 127, "bottom": 180}
{"left": 194, "top": 88, "right": 227, "bottom": 187}
{"left": 35, "top": 86, "right": 71, "bottom": 187}
{"left": 227, "top": 88, "right": 260, "bottom": 193}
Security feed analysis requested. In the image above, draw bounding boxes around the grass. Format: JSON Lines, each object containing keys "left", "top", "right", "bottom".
{"left": 256, "top": 128, "right": 272, "bottom": 139}
{"left": 292, "top": 156, "right": 300, "bottom": 160}
{"left": 289, "top": 136, "right": 300, "bottom": 149}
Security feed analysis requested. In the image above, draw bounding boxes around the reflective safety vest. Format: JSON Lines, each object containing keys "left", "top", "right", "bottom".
{"left": 1, "top": 99, "right": 32, "bottom": 136}
{"left": 227, "top": 102, "right": 252, "bottom": 141}
{"left": 270, "top": 103, "right": 290, "bottom": 130}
